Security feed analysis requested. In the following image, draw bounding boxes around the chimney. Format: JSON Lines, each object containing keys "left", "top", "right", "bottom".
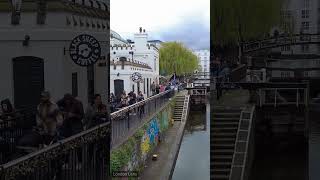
{"left": 143, "top": 29, "right": 145, "bottom": 33}
{"left": 139, "top": 27, "right": 142, "bottom": 33}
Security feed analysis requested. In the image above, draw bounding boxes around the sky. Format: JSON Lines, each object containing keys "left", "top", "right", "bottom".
{"left": 110, "top": 0, "right": 210, "bottom": 50}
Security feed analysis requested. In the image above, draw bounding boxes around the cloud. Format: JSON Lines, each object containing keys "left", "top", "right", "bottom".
{"left": 155, "top": 16, "right": 210, "bottom": 50}
{"left": 111, "top": 0, "right": 210, "bottom": 50}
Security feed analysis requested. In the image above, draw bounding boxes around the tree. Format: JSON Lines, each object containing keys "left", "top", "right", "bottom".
{"left": 159, "top": 42, "right": 199, "bottom": 76}
{"left": 212, "top": 0, "right": 283, "bottom": 60}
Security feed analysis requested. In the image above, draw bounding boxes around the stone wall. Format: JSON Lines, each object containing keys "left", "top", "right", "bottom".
{"left": 111, "top": 98, "right": 176, "bottom": 177}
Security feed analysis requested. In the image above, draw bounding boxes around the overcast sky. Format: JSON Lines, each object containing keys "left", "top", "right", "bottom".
{"left": 110, "top": 0, "right": 210, "bottom": 50}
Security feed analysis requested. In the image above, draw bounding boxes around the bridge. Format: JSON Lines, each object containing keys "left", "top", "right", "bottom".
{"left": 242, "top": 33, "right": 320, "bottom": 54}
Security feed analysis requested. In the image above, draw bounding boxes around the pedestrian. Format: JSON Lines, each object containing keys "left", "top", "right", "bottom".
{"left": 151, "top": 81, "right": 156, "bottom": 95}
{"left": 156, "top": 84, "right": 160, "bottom": 94}
{"left": 110, "top": 93, "right": 116, "bottom": 112}
{"left": 0, "top": 99, "right": 15, "bottom": 120}
{"left": 85, "top": 94, "right": 107, "bottom": 129}
{"left": 57, "top": 93, "right": 84, "bottom": 138}
{"left": 36, "top": 91, "right": 63, "bottom": 144}
{"left": 137, "top": 91, "right": 145, "bottom": 116}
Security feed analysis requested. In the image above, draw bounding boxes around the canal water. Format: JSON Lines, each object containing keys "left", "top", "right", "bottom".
{"left": 171, "top": 103, "right": 210, "bottom": 180}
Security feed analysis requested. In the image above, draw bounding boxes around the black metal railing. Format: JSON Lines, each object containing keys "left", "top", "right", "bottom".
{"left": 0, "top": 107, "right": 37, "bottom": 165}
{"left": 0, "top": 121, "right": 110, "bottom": 180}
{"left": 111, "top": 85, "right": 184, "bottom": 149}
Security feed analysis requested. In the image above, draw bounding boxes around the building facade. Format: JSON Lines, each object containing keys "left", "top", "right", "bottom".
{"left": 194, "top": 49, "right": 210, "bottom": 73}
{"left": 110, "top": 28, "right": 160, "bottom": 98}
{"left": 0, "top": 0, "right": 109, "bottom": 109}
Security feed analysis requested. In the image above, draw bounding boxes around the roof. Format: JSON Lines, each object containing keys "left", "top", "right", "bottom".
{"left": 110, "top": 30, "right": 128, "bottom": 43}
{"left": 0, "top": 0, "right": 109, "bottom": 19}
{"left": 110, "top": 60, "right": 152, "bottom": 69}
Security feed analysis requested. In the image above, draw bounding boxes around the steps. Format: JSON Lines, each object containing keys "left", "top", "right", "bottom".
{"left": 211, "top": 108, "right": 241, "bottom": 180}
{"left": 172, "top": 95, "right": 187, "bottom": 121}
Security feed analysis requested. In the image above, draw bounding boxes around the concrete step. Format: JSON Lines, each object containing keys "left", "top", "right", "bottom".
{"left": 212, "top": 132, "right": 237, "bottom": 138}
{"left": 211, "top": 174, "right": 229, "bottom": 180}
{"left": 212, "top": 161, "right": 232, "bottom": 169}
{"left": 212, "top": 138, "right": 236, "bottom": 144}
{"left": 212, "top": 143, "right": 235, "bottom": 149}
{"left": 213, "top": 122, "right": 239, "bottom": 126}
{"left": 213, "top": 117, "right": 240, "bottom": 121}
{"left": 212, "top": 155, "right": 233, "bottom": 162}
{"left": 212, "top": 127, "right": 238, "bottom": 133}
{"left": 212, "top": 149, "right": 234, "bottom": 155}
{"left": 212, "top": 168, "right": 231, "bottom": 175}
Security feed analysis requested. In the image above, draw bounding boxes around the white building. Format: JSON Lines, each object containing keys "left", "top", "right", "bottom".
{"left": 110, "top": 28, "right": 160, "bottom": 98}
{"left": 267, "top": 0, "right": 320, "bottom": 82}
{"left": 194, "top": 49, "right": 210, "bottom": 73}
{"left": 274, "top": 0, "right": 320, "bottom": 55}
{"left": 0, "top": 0, "right": 109, "bottom": 109}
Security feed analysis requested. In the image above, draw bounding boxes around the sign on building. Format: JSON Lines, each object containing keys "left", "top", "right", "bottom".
{"left": 69, "top": 34, "right": 101, "bottom": 67}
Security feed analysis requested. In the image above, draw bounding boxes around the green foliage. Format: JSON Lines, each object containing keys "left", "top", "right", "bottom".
{"left": 212, "top": 0, "right": 283, "bottom": 46}
{"left": 159, "top": 42, "right": 199, "bottom": 76}
{"left": 110, "top": 137, "right": 135, "bottom": 172}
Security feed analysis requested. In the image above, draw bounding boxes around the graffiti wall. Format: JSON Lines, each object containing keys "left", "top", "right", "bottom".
{"left": 111, "top": 102, "right": 174, "bottom": 174}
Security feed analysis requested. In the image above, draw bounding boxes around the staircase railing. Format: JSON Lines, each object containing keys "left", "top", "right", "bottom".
{"left": 229, "top": 105, "right": 255, "bottom": 180}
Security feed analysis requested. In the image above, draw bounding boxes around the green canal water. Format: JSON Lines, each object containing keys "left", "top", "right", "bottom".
{"left": 171, "top": 103, "right": 210, "bottom": 180}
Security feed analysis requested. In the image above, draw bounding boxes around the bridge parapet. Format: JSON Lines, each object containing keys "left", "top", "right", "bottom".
{"left": 242, "top": 33, "right": 320, "bottom": 53}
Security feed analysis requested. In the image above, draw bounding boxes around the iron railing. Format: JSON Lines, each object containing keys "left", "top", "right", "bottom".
{"left": 110, "top": 86, "right": 181, "bottom": 149}
{"left": 0, "top": 121, "right": 110, "bottom": 180}
{"left": 229, "top": 105, "right": 256, "bottom": 180}
{"left": 0, "top": 107, "right": 37, "bottom": 165}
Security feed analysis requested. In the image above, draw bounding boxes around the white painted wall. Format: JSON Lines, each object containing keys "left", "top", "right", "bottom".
{"left": 0, "top": 11, "right": 109, "bottom": 109}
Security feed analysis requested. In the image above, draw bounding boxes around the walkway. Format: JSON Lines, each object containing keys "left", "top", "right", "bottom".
{"left": 214, "top": 89, "right": 250, "bottom": 107}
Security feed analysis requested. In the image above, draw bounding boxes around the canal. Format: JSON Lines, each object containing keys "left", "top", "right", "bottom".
{"left": 171, "top": 103, "right": 210, "bottom": 180}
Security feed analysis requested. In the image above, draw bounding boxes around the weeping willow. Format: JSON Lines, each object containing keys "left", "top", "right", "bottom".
{"left": 212, "top": 0, "right": 283, "bottom": 47}
{"left": 159, "top": 42, "right": 199, "bottom": 76}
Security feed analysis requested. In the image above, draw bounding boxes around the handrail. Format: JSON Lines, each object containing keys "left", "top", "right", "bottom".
{"left": 240, "top": 105, "right": 255, "bottom": 180}
{"left": 229, "top": 105, "right": 255, "bottom": 180}
{"left": 110, "top": 83, "right": 186, "bottom": 119}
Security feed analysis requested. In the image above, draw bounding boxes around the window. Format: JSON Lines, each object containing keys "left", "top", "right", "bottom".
{"left": 72, "top": 73, "right": 78, "bottom": 97}
{"left": 304, "top": 71, "right": 310, "bottom": 77}
{"left": 301, "top": 44, "right": 309, "bottom": 52}
{"left": 302, "top": 10, "right": 310, "bottom": 18}
{"left": 281, "top": 45, "right": 290, "bottom": 51}
{"left": 280, "top": 71, "right": 291, "bottom": 77}
{"left": 301, "top": 22, "right": 310, "bottom": 30}
{"left": 304, "top": 0, "right": 310, "bottom": 8}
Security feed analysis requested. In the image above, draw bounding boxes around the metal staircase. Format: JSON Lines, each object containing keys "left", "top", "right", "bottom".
{"left": 173, "top": 94, "right": 190, "bottom": 121}
{"left": 211, "top": 107, "right": 242, "bottom": 180}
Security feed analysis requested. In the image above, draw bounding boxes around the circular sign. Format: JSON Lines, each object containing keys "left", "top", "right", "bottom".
{"left": 131, "top": 72, "right": 143, "bottom": 82}
{"left": 69, "top": 34, "right": 101, "bottom": 66}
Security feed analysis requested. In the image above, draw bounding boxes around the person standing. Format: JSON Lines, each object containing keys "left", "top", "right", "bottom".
{"left": 57, "top": 94, "right": 84, "bottom": 138}
{"left": 85, "top": 94, "right": 107, "bottom": 129}
{"left": 151, "top": 81, "right": 156, "bottom": 96}
{"left": 36, "top": 91, "right": 63, "bottom": 144}
{"left": 156, "top": 84, "right": 160, "bottom": 94}
{"left": 137, "top": 91, "right": 145, "bottom": 116}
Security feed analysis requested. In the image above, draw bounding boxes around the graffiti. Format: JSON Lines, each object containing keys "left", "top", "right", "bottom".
{"left": 160, "top": 111, "right": 169, "bottom": 132}
{"left": 141, "top": 131, "right": 150, "bottom": 156}
{"left": 147, "top": 119, "right": 159, "bottom": 144}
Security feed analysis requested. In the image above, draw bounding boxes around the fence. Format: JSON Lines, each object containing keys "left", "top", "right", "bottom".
{"left": 111, "top": 87, "right": 179, "bottom": 149}
{"left": 0, "top": 107, "right": 37, "bottom": 165}
{"left": 0, "top": 121, "right": 110, "bottom": 180}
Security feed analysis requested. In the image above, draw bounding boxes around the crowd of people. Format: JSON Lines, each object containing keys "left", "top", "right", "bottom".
{"left": 0, "top": 91, "right": 109, "bottom": 148}
{"left": 109, "top": 79, "right": 182, "bottom": 113}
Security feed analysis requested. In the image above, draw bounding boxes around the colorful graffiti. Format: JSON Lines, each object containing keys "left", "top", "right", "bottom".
{"left": 141, "top": 132, "right": 150, "bottom": 156}
{"left": 147, "top": 119, "right": 159, "bottom": 144}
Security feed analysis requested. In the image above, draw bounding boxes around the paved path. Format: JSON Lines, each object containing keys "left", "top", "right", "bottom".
{"left": 138, "top": 120, "right": 186, "bottom": 180}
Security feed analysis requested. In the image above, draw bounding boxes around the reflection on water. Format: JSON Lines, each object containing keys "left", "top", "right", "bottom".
{"left": 172, "top": 103, "right": 210, "bottom": 180}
